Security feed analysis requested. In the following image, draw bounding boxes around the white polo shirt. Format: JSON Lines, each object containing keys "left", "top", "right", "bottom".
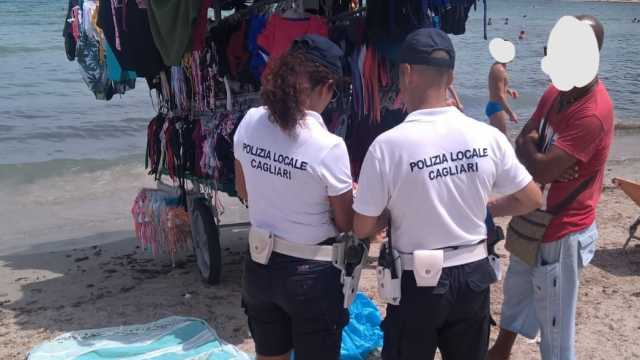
{"left": 234, "top": 106, "right": 353, "bottom": 245}
{"left": 354, "top": 107, "right": 532, "bottom": 253}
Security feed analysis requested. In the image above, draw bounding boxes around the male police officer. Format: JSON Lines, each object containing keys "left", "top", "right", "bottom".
{"left": 353, "top": 28, "right": 543, "bottom": 360}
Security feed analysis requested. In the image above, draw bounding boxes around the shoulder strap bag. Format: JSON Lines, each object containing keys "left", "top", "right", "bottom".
{"left": 505, "top": 97, "right": 594, "bottom": 266}
{"left": 505, "top": 175, "right": 594, "bottom": 266}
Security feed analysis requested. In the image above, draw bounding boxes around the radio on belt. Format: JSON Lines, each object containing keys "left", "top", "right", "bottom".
{"left": 334, "top": 233, "right": 369, "bottom": 308}
{"left": 377, "top": 221, "right": 402, "bottom": 305}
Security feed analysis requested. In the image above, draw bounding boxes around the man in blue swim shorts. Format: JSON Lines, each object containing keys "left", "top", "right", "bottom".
{"left": 487, "top": 58, "right": 519, "bottom": 134}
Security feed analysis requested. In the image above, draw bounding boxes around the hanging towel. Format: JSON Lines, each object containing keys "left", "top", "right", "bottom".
{"left": 147, "top": 0, "right": 202, "bottom": 66}
{"left": 125, "top": 0, "right": 165, "bottom": 78}
{"left": 96, "top": 0, "right": 164, "bottom": 78}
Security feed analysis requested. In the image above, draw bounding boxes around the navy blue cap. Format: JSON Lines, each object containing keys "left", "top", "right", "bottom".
{"left": 292, "top": 35, "right": 344, "bottom": 77}
{"left": 398, "top": 28, "right": 455, "bottom": 69}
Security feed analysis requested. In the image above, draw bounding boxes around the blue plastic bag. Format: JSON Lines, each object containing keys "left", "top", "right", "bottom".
{"left": 341, "top": 292, "right": 384, "bottom": 360}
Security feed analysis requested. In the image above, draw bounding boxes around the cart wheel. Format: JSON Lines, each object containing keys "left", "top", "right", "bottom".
{"left": 190, "top": 197, "right": 222, "bottom": 285}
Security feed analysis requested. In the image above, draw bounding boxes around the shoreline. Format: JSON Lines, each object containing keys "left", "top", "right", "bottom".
{"left": 1, "top": 120, "right": 638, "bottom": 169}
{"left": 0, "top": 130, "right": 637, "bottom": 256}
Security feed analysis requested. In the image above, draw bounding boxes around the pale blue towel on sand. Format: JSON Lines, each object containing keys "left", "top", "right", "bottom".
{"left": 27, "top": 316, "right": 252, "bottom": 360}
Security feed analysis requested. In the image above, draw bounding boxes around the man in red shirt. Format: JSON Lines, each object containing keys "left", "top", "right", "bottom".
{"left": 489, "top": 15, "right": 614, "bottom": 360}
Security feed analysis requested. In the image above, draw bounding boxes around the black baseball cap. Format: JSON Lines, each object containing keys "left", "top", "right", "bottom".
{"left": 398, "top": 28, "right": 455, "bottom": 69}
{"left": 292, "top": 35, "right": 344, "bottom": 77}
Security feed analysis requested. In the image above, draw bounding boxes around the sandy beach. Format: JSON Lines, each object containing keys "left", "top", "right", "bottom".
{"left": 1, "top": 139, "right": 639, "bottom": 359}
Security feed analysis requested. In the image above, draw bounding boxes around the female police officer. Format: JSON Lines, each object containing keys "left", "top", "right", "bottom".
{"left": 233, "top": 35, "right": 353, "bottom": 360}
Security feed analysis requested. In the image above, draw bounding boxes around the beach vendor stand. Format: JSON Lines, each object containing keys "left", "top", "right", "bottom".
{"left": 64, "top": 0, "right": 486, "bottom": 285}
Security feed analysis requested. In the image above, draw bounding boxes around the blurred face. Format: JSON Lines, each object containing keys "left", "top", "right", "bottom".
{"left": 541, "top": 16, "right": 600, "bottom": 91}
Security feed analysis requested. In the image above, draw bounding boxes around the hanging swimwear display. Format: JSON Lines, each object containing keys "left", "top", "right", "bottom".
{"left": 61, "top": 0, "right": 486, "bottom": 202}
{"left": 64, "top": 0, "right": 484, "bottom": 267}
{"left": 64, "top": 0, "right": 484, "bottom": 100}
{"left": 145, "top": 95, "right": 260, "bottom": 192}
{"left": 131, "top": 188, "right": 192, "bottom": 261}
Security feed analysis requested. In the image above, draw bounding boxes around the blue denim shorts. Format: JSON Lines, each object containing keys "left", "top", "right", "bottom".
{"left": 500, "top": 222, "right": 598, "bottom": 360}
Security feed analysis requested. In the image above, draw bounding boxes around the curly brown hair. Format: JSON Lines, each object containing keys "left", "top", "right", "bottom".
{"left": 260, "top": 50, "right": 337, "bottom": 134}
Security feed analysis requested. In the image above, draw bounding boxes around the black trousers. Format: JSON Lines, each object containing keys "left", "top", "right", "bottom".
{"left": 381, "top": 258, "right": 497, "bottom": 360}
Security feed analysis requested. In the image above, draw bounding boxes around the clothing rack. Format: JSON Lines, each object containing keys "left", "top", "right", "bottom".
{"left": 328, "top": 7, "right": 366, "bottom": 23}
{"left": 210, "top": 0, "right": 284, "bottom": 27}
{"left": 63, "top": 0, "right": 489, "bottom": 285}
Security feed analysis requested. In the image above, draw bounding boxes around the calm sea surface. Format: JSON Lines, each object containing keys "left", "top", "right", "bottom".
{"left": 0, "top": 0, "right": 638, "bottom": 171}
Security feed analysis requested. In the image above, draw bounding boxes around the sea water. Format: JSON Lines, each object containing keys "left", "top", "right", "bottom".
{"left": 0, "top": 0, "right": 639, "bottom": 254}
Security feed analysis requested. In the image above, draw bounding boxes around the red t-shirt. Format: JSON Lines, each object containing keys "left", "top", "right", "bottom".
{"left": 530, "top": 81, "right": 614, "bottom": 242}
{"left": 257, "top": 15, "right": 328, "bottom": 61}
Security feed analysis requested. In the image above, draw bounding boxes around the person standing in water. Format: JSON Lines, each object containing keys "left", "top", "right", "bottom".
{"left": 487, "top": 42, "right": 519, "bottom": 134}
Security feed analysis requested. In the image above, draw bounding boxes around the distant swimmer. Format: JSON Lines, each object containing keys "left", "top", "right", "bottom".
{"left": 504, "top": 17, "right": 509, "bottom": 25}
{"left": 488, "top": 17, "right": 493, "bottom": 25}
{"left": 518, "top": 30, "right": 526, "bottom": 40}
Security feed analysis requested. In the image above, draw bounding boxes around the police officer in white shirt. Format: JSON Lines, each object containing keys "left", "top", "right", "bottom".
{"left": 353, "top": 28, "right": 543, "bottom": 360}
{"left": 233, "top": 35, "right": 354, "bottom": 360}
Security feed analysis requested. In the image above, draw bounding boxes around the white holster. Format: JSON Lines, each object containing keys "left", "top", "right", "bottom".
{"left": 377, "top": 241, "right": 402, "bottom": 305}
{"left": 488, "top": 254, "right": 502, "bottom": 280}
{"left": 400, "top": 241, "right": 488, "bottom": 287}
{"left": 333, "top": 233, "right": 368, "bottom": 308}
{"left": 412, "top": 250, "right": 444, "bottom": 287}
{"left": 249, "top": 227, "right": 366, "bottom": 308}
{"left": 248, "top": 226, "right": 275, "bottom": 264}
